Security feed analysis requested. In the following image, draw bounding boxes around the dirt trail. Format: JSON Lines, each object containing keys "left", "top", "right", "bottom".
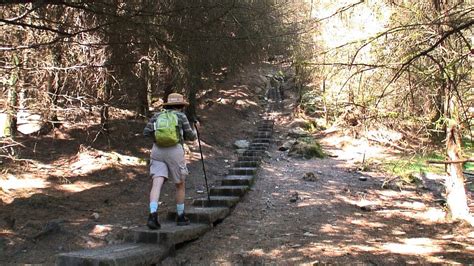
{"left": 164, "top": 100, "right": 474, "bottom": 265}
{"left": 1, "top": 63, "right": 473, "bottom": 264}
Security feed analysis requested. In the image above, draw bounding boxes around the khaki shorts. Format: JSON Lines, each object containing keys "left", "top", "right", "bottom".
{"left": 149, "top": 144, "right": 189, "bottom": 183}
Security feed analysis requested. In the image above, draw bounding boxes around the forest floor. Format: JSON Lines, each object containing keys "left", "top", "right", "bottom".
{"left": 1, "top": 62, "right": 473, "bottom": 265}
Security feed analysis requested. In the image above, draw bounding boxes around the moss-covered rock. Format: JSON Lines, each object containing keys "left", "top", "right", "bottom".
{"left": 288, "top": 137, "right": 326, "bottom": 159}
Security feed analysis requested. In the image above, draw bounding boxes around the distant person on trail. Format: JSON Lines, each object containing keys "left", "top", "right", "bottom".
{"left": 143, "top": 93, "right": 197, "bottom": 229}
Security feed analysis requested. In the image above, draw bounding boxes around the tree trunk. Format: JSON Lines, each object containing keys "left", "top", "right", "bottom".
{"left": 185, "top": 74, "right": 200, "bottom": 121}
{"left": 138, "top": 60, "right": 150, "bottom": 118}
{"left": 445, "top": 121, "right": 472, "bottom": 223}
{"left": 6, "top": 86, "right": 17, "bottom": 137}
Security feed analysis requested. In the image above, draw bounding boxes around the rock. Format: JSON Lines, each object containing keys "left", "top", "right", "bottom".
{"left": 236, "top": 149, "right": 246, "bottom": 155}
{"left": 235, "top": 99, "right": 246, "bottom": 106}
{"left": 289, "top": 192, "right": 299, "bottom": 203}
{"left": 91, "top": 212, "right": 100, "bottom": 220}
{"left": 33, "top": 220, "right": 61, "bottom": 240}
{"left": 3, "top": 216, "right": 15, "bottom": 229}
{"left": 233, "top": 140, "right": 250, "bottom": 149}
{"left": 289, "top": 118, "right": 310, "bottom": 129}
{"left": 278, "top": 140, "right": 296, "bottom": 151}
{"left": 0, "top": 236, "right": 7, "bottom": 251}
{"left": 360, "top": 205, "right": 381, "bottom": 212}
{"left": 303, "top": 172, "right": 318, "bottom": 182}
{"left": 288, "top": 127, "right": 309, "bottom": 138}
{"left": 289, "top": 140, "right": 325, "bottom": 159}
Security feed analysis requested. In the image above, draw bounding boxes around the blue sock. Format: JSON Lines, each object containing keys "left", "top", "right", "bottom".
{"left": 176, "top": 204, "right": 185, "bottom": 215}
{"left": 150, "top": 202, "right": 158, "bottom": 213}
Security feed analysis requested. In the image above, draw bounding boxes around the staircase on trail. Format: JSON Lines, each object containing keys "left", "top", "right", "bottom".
{"left": 56, "top": 85, "right": 283, "bottom": 265}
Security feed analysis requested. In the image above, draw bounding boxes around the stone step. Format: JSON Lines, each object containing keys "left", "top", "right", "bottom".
{"left": 125, "top": 223, "right": 211, "bottom": 245}
{"left": 167, "top": 207, "right": 230, "bottom": 224}
{"left": 257, "top": 127, "right": 273, "bottom": 132}
{"left": 220, "top": 175, "right": 254, "bottom": 186}
{"left": 228, "top": 167, "right": 257, "bottom": 175}
{"left": 234, "top": 161, "right": 258, "bottom": 167}
{"left": 56, "top": 243, "right": 169, "bottom": 266}
{"left": 192, "top": 196, "right": 241, "bottom": 207}
{"left": 210, "top": 185, "right": 249, "bottom": 197}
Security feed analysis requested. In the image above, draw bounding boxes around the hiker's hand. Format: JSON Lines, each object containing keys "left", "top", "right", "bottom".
{"left": 194, "top": 121, "right": 200, "bottom": 129}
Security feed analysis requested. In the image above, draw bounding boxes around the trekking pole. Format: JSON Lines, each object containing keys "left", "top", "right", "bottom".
{"left": 194, "top": 122, "right": 211, "bottom": 202}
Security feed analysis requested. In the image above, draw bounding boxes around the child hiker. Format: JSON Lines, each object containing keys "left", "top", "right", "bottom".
{"left": 143, "top": 93, "right": 197, "bottom": 229}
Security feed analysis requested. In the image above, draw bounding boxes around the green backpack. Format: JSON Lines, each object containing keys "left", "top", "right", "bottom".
{"left": 154, "top": 110, "right": 180, "bottom": 147}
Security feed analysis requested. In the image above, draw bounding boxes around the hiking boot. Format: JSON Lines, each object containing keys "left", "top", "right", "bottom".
{"left": 176, "top": 213, "right": 190, "bottom": 226}
{"left": 147, "top": 212, "right": 160, "bottom": 230}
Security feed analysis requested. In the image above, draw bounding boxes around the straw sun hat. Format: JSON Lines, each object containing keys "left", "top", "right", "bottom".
{"left": 162, "top": 93, "right": 189, "bottom": 106}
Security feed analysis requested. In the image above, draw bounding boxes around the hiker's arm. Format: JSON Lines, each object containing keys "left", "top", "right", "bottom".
{"left": 143, "top": 114, "right": 158, "bottom": 138}
{"left": 178, "top": 113, "right": 197, "bottom": 141}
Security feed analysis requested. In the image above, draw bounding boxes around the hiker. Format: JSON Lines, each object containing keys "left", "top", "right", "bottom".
{"left": 143, "top": 93, "right": 197, "bottom": 229}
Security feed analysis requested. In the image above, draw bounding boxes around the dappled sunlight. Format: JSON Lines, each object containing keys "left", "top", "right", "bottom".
{"left": 0, "top": 174, "right": 50, "bottom": 204}
{"left": 58, "top": 180, "right": 108, "bottom": 193}
{"left": 381, "top": 207, "right": 446, "bottom": 224}
{"left": 319, "top": 223, "right": 347, "bottom": 234}
{"left": 70, "top": 149, "right": 146, "bottom": 175}
{"left": 1, "top": 174, "right": 50, "bottom": 191}
{"left": 350, "top": 218, "right": 386, "bottom": 228}
{"left": 89, "top": 224, "right": 113, "bottom": 238}
{"left": 393, "top": 200, "right": 426, "bottom": 210}
{"left": 383, "top": 238, "right": 443, "bottom": 255}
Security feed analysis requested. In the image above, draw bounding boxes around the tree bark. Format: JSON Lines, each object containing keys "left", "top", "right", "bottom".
{"left": 185, "top": 73, "right": 200, "bottom": 121}
{"left": 445, "top": 114, "right": 472, "bottom": 224}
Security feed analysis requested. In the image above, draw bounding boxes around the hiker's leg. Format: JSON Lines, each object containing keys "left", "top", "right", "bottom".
{"left": 175, "top": 181, "right": 185, "bottom": 205}
{"left": 150, "top": 176, "right": 165, "bottom": 212}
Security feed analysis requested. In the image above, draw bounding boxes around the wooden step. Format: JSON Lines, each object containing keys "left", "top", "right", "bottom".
{"left": 210, "top": 185, "right": 249, "bottom": 197}
{"left": 243, "top": 150, "right": 265, "bottom": 157}
{"left": 220, "top": 175, "right": 254, "bottom": 186}
{"left": 56, "top": 243, "right": 169, "bottom": 266}
{"left": 125, "top": 223, "right": 211, "bottom": 245}
{"left": 234, "top": 161, "right": 259, "bottom": 167}
{"left": 229, "top": 167, "right": 257, "bottom": 175}
{"left": 238, "top": 156, "right": 261, "bottom": 162}
{"left": 193, "top": 196, "right": 241, "bottom": 207}
{"left": 252, "top": 138, "right": 272, "bottom": 143}
{"left": 167, "top": 207, "right": 230, "bottom": 224}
